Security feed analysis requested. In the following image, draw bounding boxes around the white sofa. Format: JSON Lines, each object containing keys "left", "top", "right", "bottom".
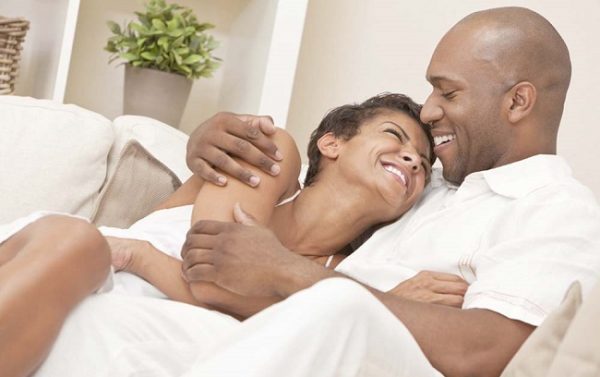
{"left": 1, "top": 96, "right": 599, "bottom": 376}
{"left": 0, "top": 95, "right": 192, "bottom": 227}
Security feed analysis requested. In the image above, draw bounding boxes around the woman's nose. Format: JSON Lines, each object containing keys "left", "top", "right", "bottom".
{"left": 399, "top": 150, "right": 422, "bottom": 174}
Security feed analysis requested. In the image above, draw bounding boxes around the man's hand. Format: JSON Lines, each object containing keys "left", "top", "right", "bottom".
{"left": 181, "top": 203, "right": 335, "bottom": 297}
{"left": 388, "top": 271, "right": 468, "bottom": 308}
{"left": 186, "top": 112, "right": 283, "bottom": 187}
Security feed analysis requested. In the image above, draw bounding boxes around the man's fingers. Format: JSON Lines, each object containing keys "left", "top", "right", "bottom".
{"left": 187, "top": 155, "right": 227, "bottom": 186}
{"left": 182, "top": 233, "right": 217, "bottom": 258}
{"left": 422, "top": 271, "right": 468, "bottom": 283}
{"left": 221, "top": 134, "right": 280, "bottom": 178}
{"left": 182, "top": 248, "right": 214, "bottom": 270}
{"left": 432, "top": 294, "right": 464, "bottom": 308}
{"left": 431, "top": 281, "right": 469, "bottom": 296}
{"left": 228, "top": 116, "right": 282, "bottom": 162}
{"left": 183, "top": 263, "right": 217, "bottom": 283}
{"left": 199, "top": 145, "right": 259, "bottom": 187}
{"left": 189, "top": 220, "right": 233, "bottom": 236}
{"left": 236, "top": 114, "right": 277, "bottom": 136}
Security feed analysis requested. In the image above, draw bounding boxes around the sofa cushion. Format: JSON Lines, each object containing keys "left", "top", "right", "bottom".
{"left": 109, "top": 115, "right": 192, "bottom": 183}
{"left": 545, "top": 280, "right": 600, "bottom": 376}
{"left": 92, "top": 140, "right": 181, "bottom": 228}
{"left": 501, "top": 282, "right": 582, "bottom": 377}
{"left": 0, "top": 96, "right": 114, "bottom": 223}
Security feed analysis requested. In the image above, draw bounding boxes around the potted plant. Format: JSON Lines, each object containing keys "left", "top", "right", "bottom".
{"left": 105, "top": 0, "right": 221, "bottom": 128}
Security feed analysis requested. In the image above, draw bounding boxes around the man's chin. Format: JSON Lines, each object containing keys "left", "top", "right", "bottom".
{"left": 441, "top": 166, "right": 465, "bottom": 185}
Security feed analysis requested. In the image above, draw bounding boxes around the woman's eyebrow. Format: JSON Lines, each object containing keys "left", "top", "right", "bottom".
{"left": 383, "top": 121, "right": 431, "bottom": 163}
{"left": 382, "top": 121, "right": 411, "bottom": 141}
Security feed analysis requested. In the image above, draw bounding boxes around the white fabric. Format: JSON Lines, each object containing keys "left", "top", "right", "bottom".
{"left": 36, "top": 278, "right": 441, "bottom": 377}
{"left": 0, "top": 211, "right": 76, "bottom": 245}
{"left": 0, "top": 96, "right": 114, "bottom": 223}
{"left": 99, "top": 189, "right": 304, "bottom": 297}
{"left": 336, "top": 155, "right": 600, "bottom": 326}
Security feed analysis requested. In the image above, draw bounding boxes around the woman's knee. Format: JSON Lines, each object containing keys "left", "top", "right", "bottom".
{"left": 28, "top": 216, "right": 111, "bottom": 279}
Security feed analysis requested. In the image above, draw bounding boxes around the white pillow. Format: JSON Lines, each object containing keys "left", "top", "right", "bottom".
{"left": 110, "top": 115, "right": 192, "bottom": 183}
{"left": 0, "top": 96, "right": 114, "bottom": 223}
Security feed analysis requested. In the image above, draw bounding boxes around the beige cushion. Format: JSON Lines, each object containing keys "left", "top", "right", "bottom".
{"left": 0, "top": 96, "right": 114, "bottom": 223}
{"left": 501, "top": 282, "right": 582, "bottom": 377}
{"left": 109, "top": 115, "right": 192, "bottom": 183}
{"left": 92, "top": 140, "right": 181, "bottom": 228}
{"left": 545, "top": 280, "right": 600, "bottom": 376}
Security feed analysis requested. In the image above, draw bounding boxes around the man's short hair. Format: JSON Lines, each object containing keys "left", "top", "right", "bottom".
{"left": 304, "top": 93, "right": 434, "bottom": 187}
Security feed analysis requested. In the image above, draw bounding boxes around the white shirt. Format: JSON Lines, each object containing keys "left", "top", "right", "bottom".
{"left": 336, "top": 155, "right": 600, "bottom": 326}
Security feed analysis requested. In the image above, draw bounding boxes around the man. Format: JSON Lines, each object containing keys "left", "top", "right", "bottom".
{"left": 177, "top": 6, "right": 600, "bottom": 377}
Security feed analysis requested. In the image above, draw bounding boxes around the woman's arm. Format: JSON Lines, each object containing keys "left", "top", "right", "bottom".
{"left": 116, "top": 129, "right": 301, "bottom": 316}
{"left": 187, "top": 129, "right": 301, "bottom": 315}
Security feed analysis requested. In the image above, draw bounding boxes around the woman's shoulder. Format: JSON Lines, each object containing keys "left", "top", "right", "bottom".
{"left": 270, "top": 128, "right": 301, "bottom": 182}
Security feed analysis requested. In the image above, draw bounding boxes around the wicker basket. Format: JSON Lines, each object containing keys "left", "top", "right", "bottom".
{"left": 0, "top": 17, "right": 29, "bottom": 95}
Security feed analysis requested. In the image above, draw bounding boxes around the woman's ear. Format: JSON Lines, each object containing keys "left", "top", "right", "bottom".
{"left": 505, "top": 81, "right": 536, "bottom": 124}
{"left": 317, "top": 132, "right": 342, "bottom": 160}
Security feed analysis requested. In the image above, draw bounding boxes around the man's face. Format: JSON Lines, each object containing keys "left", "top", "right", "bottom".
{"left": 420, "top": 29, "right": 509, "bottom": 185}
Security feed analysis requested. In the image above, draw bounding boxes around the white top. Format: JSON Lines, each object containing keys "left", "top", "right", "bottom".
{"left": 336, "top": 155, "right": 600, "bottom": 326}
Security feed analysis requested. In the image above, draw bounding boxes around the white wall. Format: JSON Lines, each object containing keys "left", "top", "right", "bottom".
{"left": 64, "top": 0, "right": 248, "bottom": 134}
{"left": 0, "top": 0, "right": 70, "bottom": 99}
{"left": 287, "top": 0, "right": 600, "bottom": 198}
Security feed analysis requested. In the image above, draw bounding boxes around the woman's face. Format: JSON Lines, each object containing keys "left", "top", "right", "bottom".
{"left": 336, "top": 110, "right": 432, "bottom": 221}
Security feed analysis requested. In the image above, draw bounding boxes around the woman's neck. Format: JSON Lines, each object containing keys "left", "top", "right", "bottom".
{"left": 269, "top": 179, "right": 383, "bottom": 257}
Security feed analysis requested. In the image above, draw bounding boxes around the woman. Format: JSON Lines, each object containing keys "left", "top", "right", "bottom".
{"left": 0, "top": 93, "right": 464, "bottom": 376}
{"left": 103, "top": 92, "right": 441, "bottom": 318}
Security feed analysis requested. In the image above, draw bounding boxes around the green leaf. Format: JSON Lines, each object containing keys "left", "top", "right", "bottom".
{"left": 173, "top": 50, "right": 182, "bottom": 65}
{"left": 152, "top": 18, "right": 166, "bottom": 31}
{"left": 137, "top": 37, "right": 148, "bottom": 47}
{"left": 175, "top": 47, "right": 189, "bottom": 56}
{"left": 182, "top": 54, "right": 202, "bottom": 64}
{"left": 120, "top": 52, "right": 138, "bottom": 62}
{"left": 167, "top": 29, "right": 183, "bottom": 38}
{"left": 141, "top": 51, "right": 157, "bottom": 60}
{"left": 166, "top": 17, "right": 180, "bottom": 31}
{"left": 107, "top": 21, "right": 121, "bottom": 35}
{"left": 130, "top": 22, "right": 148, "bottom": 34}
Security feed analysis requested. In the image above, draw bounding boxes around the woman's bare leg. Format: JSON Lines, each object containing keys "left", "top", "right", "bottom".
{"left": 0, "top": 215, "right": 111, "bottom": 377}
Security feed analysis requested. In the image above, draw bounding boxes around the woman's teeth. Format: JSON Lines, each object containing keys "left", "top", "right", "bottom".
{"left": 383, "top": 164, "right": 407, "bottom": 186}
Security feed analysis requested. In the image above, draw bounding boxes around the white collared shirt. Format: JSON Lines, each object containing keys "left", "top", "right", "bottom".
{"left": 336, "top": 155, "right": 600, "bottom": 326}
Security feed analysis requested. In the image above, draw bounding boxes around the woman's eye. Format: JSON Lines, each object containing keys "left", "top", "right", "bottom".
{"left": 384, "top": 128, "right": 405, "bottom": 142}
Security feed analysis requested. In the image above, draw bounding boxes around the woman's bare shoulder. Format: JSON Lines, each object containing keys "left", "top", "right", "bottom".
{"left": 267, "top": 128, "right": 302, "bottom": 200}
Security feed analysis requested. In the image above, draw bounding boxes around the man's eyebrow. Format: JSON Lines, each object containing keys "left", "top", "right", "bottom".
{"left": 427, "top": 74, "right": 461, "bottom": 86}
{"left": 383, "top": 121, "right": 432, "bottom": 163}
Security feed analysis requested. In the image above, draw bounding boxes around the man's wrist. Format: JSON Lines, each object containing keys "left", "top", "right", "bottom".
{"left": 273, "top": 255, "right": 339, "bottom": 298}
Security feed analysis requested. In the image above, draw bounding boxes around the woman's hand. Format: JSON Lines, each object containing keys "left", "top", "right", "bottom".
{"left": 388, "top": 271, "right": 468, "bottom": 308}
{"left": 186, "top": 112, "right": 283, "bottom": 187}
{"left": 105, "top": 236, "right": 148, "bottom": 273}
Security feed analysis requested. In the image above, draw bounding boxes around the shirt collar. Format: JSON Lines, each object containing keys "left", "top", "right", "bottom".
{"left": 460, "top": 154, "right": 572, "bottom": 199}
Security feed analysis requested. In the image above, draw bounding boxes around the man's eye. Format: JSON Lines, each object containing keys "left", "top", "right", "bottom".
{"left": 442, "top": 90, "right": 457, "bottom": 99}
{"left": 384, "top": 128, "right": 405, "bottom": 142}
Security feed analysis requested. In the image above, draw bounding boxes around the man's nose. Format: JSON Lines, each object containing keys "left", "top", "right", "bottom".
{"left": 420, "top": 94, "right": 443, "bottom": 126}
{"left": 399, "top": 150, "right": 422, "bottom": 174}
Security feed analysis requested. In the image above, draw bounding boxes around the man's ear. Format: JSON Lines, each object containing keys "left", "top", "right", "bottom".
{"left": 505, "top": 81, "right": 536, "bottom": 124}
{"left": 317, "top": 132, "right": 342, "bottom": 160}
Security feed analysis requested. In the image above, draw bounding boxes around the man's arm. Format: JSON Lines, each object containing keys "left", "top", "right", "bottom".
{"left": 181, "top": 219, "right": 533, "bottom": 377}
